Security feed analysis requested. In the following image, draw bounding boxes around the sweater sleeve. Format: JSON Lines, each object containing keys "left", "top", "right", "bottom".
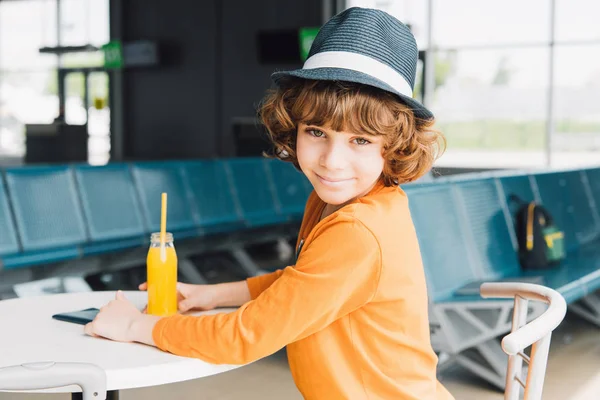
{"left": 244, "top": 190, "right": 317, "bottom": 299}
{"left": 152, "top": 217, "right": 381, "bottom": 365}
{"left": 245, "top": 269, "right": 284, "bottom": 300}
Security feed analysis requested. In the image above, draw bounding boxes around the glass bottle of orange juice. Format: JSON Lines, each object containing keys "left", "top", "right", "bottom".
{"left": 146, "top": 232, "right": 178, "bottom": 316}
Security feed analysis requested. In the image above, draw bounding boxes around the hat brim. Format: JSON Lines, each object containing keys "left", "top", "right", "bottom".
{"left": 271, "top": 67, "right": 434, "bottom": 121}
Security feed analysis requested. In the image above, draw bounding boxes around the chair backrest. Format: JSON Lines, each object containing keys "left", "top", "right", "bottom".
{"left": 454, "top": 178, "right": 520, "bottom": 280}
{"left": 406, "top": 183, "right": 479, "bottom": 302}
{"left": 480, "top": 282, "right": 567, "bottom": 400}
{"left": 584, "top": 167, "right": 600, "bottom": 229}
{"left": 534, "top": 170, "right": 600, "bottom": 250}
{"left": 498, "top": 174, "right": 538, "bottom": 216}
{"left": 0, "top": 172, "right": 19, "bottom": 256}
{"left": 74, "top": 164, "right": 146, "bottom": 241}
{"left": 0, "top": 361, "right": 106, "bottom": 400}
{"left": 265, "top": 159, "right": 310, "bottom": 219}
{"left": 224, "top": 158, "right": 287, "bottom": 227}
{"left": 182, "top": 160, "right": 245, "bottom": 232}
{"left": 4, "top": 166, "right": 87, "bottom": 252}
{"left": 131, "top": 162, "right": 198, "bottom": 234}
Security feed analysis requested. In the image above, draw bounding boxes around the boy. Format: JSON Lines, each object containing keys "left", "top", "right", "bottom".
{"left": 86, "top": 7, "right": 453, "bottom": 399}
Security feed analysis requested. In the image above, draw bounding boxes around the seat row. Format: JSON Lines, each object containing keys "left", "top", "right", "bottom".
{"left": 403, "top": 166, "right": 600, "bottom": 388}
{"left": 0, "top": 158, "right": 311, "bottom": 270}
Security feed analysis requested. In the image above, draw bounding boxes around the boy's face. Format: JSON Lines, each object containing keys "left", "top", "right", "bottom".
{"left": 296, "top": 122, "right": 385, "bottom": 206}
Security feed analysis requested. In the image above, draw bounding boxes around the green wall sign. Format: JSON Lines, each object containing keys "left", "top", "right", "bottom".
{"left": 299, "top": 27, "right": 320, "bottom": 61}
{"left": 102, "top": 41, "right": 124, "bottom": 69}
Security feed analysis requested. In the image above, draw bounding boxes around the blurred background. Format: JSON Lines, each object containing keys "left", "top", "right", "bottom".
{"left": 0, "top": 0, "right": 598, "bottom": 171}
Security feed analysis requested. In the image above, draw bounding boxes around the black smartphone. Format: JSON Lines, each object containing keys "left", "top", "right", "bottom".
{"left": 52, "top": 308, "right": 100, "bottom": 325}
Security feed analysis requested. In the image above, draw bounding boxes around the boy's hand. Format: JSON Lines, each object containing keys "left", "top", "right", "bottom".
{"left": 138, "top": 282, "right": 219, "bottom": 312}
{"left": 84, "top": 291, "right": 159, "bottom": 345}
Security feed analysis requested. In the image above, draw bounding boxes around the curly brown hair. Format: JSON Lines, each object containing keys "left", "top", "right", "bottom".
{"left": 258, "top": 78, "right": 445, "bottom": 186}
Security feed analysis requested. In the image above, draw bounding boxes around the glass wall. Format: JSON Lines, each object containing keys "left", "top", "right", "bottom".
{"left": 0, "top": 0, "right": 57, "bottom": 161}
{"left": 0, "top": 0, "right": 110, "bottom": 165}
{"left": 342, "top": 0, "right": 600, "bottom": 169}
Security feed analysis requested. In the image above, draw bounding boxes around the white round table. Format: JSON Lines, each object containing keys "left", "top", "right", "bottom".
{"left": 0, "top": 291, "right": 243, "bottom": 399}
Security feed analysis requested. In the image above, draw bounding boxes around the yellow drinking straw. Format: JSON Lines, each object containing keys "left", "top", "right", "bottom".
{"left": 160, "top": 192, "right": 167, "bottom": 261}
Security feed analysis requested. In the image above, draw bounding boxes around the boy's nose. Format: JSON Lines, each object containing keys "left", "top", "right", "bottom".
{"left": 319, "top": 144, "right": 348, "bottom": 171}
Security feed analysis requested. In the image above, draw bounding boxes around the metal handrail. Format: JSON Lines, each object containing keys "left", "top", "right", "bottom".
{"left": 480, "top": 282, "right": 567, "bottom": 400}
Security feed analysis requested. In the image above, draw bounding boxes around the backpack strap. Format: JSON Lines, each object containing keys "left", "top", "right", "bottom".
{"left": 526, "top": 202, "right": 536, "bottom": 250}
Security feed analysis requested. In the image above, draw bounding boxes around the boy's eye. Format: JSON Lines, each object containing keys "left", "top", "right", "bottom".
{"left": 308, "top": 129, "right": 325, "bottom": 138}
{"left": 354, "top": 137, "right": 371, "bottom": 145}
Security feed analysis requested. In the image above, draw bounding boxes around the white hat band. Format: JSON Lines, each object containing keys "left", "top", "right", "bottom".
{"left": 302, "top": 51, "right": 414, "bottom": 98}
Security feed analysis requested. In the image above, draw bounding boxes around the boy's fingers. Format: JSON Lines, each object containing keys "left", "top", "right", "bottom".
{"left": 139, "top": 282, "right": 147, "bottom": 291}
{"left": 116, "top": 290, "right": 127, "bottom": 301}
{"left": 179, "top": 300, "right": 191, "bottom": 312}
{"left": 84, "top": 322, "right": 97, "bottom": 337}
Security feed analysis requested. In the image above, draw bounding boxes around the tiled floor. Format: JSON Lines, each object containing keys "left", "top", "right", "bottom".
{"left": 2, "top": 314, "right": 600, "bottom": 400}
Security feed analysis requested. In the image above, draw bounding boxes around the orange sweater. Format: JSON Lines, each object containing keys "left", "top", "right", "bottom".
{"left": 153, "top": 180, "right": 454, "bottom": 400}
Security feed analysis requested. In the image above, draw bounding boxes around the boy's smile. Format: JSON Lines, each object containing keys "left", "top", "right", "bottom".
{"left": 314, "top": 173, "right": 353, "bottom": 187}
{"left": 296, "top": 122, "right": 385, "bottom": 207}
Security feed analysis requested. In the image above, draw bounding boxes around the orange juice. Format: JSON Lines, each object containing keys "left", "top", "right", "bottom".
{"left": 147, "top": 232, "right": 178, "bottom": 316}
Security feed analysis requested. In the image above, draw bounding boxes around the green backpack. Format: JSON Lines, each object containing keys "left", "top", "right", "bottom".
{"left": 510, "top": 195, "right": 566, "bottom": 269}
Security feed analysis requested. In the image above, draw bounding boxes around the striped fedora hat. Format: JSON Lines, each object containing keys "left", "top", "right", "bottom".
{"left": 272, "top": 7, "right": 433, "bottom": 120}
